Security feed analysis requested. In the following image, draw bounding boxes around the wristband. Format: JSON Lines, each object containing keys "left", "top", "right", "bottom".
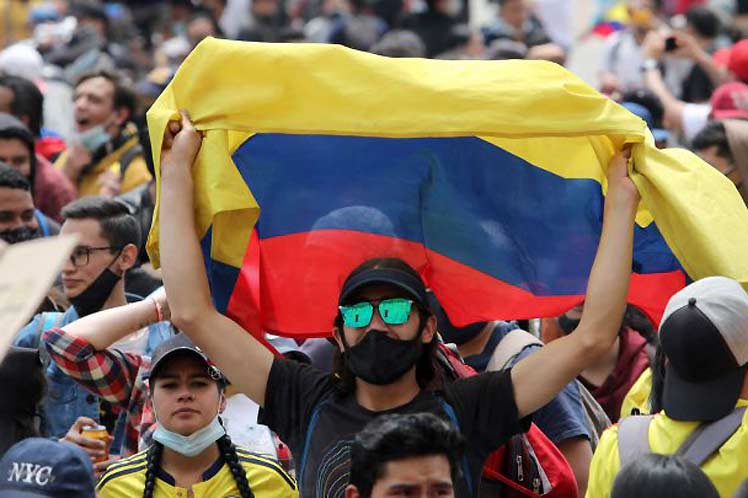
{"left": 150, "top": 298, "right": 163, "bottom": 323}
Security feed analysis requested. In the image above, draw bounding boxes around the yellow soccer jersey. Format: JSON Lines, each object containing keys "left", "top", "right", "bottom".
{"left": 97, "top": 447, "right": 297, "bottom": 498}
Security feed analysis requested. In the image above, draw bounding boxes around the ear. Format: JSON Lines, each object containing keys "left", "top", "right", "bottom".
{"left": 218, "top": 390, "right": 227, "bottom": 414}
{"left": 421, "top": 313, "right": 437, "bottom": 344}
{"left": 333, "top": 328, "right": 345, "bottom": 353}
{"left": 115, "top": 243, "right": 138, "bottom": 272}
{"left": 345, "top": 484, "right": 361, "bottom": 498}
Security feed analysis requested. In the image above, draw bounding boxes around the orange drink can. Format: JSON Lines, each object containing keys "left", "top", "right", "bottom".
{"left": 82, "top": 424, "right": 109, "bottom": 463}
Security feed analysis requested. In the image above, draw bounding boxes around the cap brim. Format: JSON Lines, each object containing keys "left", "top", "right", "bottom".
{"left": 0, "top": 489, "right": 57, "bottom": 498}
{"left": 146, "top": 347, "right": 210, "bottom": 380}
{"left": 663, "top": 364, "right": 746, "bottom": 421}
{"left": 339, "top": 272, "right": 425, "bottom": 305}
{"left": 713, "top": 109, "right": 748, "bottom": 120}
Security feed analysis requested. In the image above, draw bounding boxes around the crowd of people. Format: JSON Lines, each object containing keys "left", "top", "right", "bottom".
{"left": 1, "top": 0, "right": 748, "bottom": 497}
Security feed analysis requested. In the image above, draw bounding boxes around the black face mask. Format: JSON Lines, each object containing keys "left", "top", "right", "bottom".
{"left": 344, "top": 330, "right": 423, "bottom": 385}
{"left": 557, "top": 314, "right": 580, "bottom": 335}
{"left": 428, "top": 292, "right": 487, "bottom": 345}
{"left": 0, "top": 226, "right": 40, "bottom": 244}
{"left": 69, "top": 268, "right": 121, "bottom": 317}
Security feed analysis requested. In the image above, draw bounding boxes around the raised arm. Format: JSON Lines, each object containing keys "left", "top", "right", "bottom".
{"left": 511, "top": 147, "right": 639, "bottom": 418}
{"left": 158, "top": 112, "right": 274, "bottom": 406}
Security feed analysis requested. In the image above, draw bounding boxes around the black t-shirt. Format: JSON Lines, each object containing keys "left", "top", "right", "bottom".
{"left": 259, "top": 357, "right": 529, "bottom": 498}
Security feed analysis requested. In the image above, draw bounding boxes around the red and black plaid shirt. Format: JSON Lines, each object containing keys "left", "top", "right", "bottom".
{"left": 43, "top": 328, "right": 156, "bottom": 456}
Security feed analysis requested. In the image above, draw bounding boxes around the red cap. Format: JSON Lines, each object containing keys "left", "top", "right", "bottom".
{"left": 728, "top": 40, "right": 748, "bottom": 84}
{"left": 711, "top": 82, "right": 748, "bottom": 120}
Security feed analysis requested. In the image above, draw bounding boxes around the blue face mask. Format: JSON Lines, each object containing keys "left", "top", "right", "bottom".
{"left": 152, "top": 414, "right": 226, "bottom": 457}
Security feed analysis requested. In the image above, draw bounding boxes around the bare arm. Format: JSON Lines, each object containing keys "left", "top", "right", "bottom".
{"left": 640, "top": 31, "right": 686, "bottom": 131}
{"left": 557, "top": 436, "right": 592, "bottom": 497}
{"left": 511, "top": 148, "right": 639, "bottom": 418}
{"left": 60, "top": 294, "right": 168, "bottom": 350}
{"left": 158, "top": 112, "right": 274, "bottom": 407}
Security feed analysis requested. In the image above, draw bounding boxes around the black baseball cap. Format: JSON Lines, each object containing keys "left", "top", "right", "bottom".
{"left": 338, "top": 267, "right": 428, "bottom": 306}
{"left": 146, "top": 333, "right": 225, "bottom": 384}
{"left": 660, "top": 277, "right": 748, "bottom": 421}
{"left": 0, "top": 438, "right": 96, "bottom": 498}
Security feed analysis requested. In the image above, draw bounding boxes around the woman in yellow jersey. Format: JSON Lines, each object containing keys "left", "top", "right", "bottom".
{"left": 97, "top": 333, "right": 297, "bottom": 498}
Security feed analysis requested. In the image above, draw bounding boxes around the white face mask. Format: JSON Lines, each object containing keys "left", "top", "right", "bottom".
{"left": 151, "top": 389, "right": 225, "bottom": 457}
{"left": 152, "top": 414, "right": 226, "bottom": 457}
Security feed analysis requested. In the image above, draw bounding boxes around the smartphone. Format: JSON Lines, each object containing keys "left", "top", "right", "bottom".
{"left": 665, "top": 36, "right": 678, "bottom": 52}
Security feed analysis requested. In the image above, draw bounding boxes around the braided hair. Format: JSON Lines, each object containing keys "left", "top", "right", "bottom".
{"left": 141, "top": 435, "right": 254, "bottom": 498}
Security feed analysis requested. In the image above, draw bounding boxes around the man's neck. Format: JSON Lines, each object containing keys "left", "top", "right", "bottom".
{"left": 456, "top": 323, "right": 495, "bottom": 358}
{"left": 101, "top": 279, "right": 128, "bottom": 310}
{"left": 355, "top": 368, "right": 421, "bottom": 411}
{"left": 160, "top": 443, "right": 221, "bottom": 488}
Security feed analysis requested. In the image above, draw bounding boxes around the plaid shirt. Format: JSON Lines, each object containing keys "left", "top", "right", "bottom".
{"left": 43, "top": 328, "right": 156, "bottom": 456}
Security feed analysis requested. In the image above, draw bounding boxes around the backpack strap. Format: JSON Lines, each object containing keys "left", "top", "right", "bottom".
{"left": 118, "top": 143, "right": 143, "bottom": 179}
{"left": 486, "top": 329, "right": 542, "bottom": 372}
{"left": 617, "top": 415, "right": 655, "bottom": 469}
{"left": 675, "top": 407, "right": 747, "bottom": 467}
{"left": 435, "top": 396, "right": 475, "bottom": 497}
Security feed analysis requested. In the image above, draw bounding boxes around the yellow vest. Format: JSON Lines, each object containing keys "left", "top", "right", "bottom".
{"left": 586, "top": 400, "right": 748, "bottom": 498}
{"left": 55, "top": 136, "right": 152, "bottom": 197}
{"left": 97, "top": 447, "right": 297, "bottom": 498}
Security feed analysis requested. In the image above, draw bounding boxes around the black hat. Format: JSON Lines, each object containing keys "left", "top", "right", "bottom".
{"left": 660, "top": 277, "right": 748, "bottom": 421}
{"left": 146, "top": 333, "right": 225, "bottom": 384}
{"left": 338, "top": 267, "right": 428, "bottom": 307}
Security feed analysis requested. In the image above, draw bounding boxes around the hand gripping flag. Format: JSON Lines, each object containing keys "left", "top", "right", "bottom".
{"left": 147, "top": 37, "right": 748, "bottom": 339}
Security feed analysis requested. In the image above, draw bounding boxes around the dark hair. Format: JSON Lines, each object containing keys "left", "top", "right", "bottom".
{"left": 61, "top": 196, "right": 141, "bottom": 251}
{"left": 0, "top": 162, "right": 31, "bottom": 191}
{"left": 0, "top": 348, "right": 46, "bottom": 455}
{"left": 685, "top": 6, "right": 721, "bottom": 39}
{"left": 692, "top": 121, "right": 732, "bottom": 160}
{"left": 75, "top": 70, "right": 136, "bottom": 123}
{"left": 649, "top": 337, "right": 667, "bottom": 413}
{"left": 611, "top": 454, "right": 719, "bottom": 498}
{"left": 0, "top": 75, "right": 44, "bottom": 137}
{"left": 142, "top": 436, "right": 254, "bottom": 498}
{"left": 349, "top": 413, "right": 465, "bottom": 498}
{"left": 623, "top": 305, "right": 656, "bottom": 344}
{"left": 332, "top": 258, "right": 440, "bottom": 395}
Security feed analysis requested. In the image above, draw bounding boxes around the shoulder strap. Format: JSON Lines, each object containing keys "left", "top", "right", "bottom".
{"left": 617, "top": 415, "right": 655, "bottom": 469}
{"left": 676, "top": 407, "right": 747, "bottom": 467}
{"left": 118, "top": 143, "right": 143, "bottom": 178}
{"left": 487, "top": 329, "right": 542, "bottom": 372}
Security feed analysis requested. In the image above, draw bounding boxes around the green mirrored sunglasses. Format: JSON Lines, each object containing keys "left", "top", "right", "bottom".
{"left": 339, "top": 298, "right": 414, "bottom": 328}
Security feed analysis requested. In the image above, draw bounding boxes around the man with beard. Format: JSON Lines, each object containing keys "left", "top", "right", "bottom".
{"left": 0, "top": 162, "right": 54, "bottom": 244}
{"left": 14, "top": 197, "right": 171, "bottom": 446}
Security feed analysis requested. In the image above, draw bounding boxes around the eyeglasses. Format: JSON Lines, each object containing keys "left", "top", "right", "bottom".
{"left": 339, "top": 298, "right": 414, "bottom": 328}
{"left": 69, "top": 246, "right": 121, "bottom": 268}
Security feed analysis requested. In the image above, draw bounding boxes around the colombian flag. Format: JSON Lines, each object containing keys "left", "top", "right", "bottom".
{"left": 147, "top": 37, "right": 748, "bottom": 339}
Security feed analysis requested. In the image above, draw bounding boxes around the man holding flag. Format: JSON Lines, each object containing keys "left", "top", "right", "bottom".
{"left": 158, "top": 110, "right": 641, "bottom": 497}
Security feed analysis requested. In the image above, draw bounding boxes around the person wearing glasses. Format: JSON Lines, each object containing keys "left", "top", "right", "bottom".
{"left": 14, "top": 196, "right": 172, "bottom": 458}
{"left": 158, "top": 113, "right": 640, "bottom": 498}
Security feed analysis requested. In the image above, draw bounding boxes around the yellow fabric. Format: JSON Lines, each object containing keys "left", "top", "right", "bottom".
{"left": 0, "top": 1, "right": 34, "bottom": 47}
{"left": 97, "top": 448, "right": 297, "bottom": 498}
{"left": 145, "top": 37, "right": 748, "bottom": 293}
{"left": 54, "top": 137, "right": 153, "bottom": 197}
{"left": 619, "top": 367, "right": 653, "bottom": 419}
{"left": 586, "top": 400, "right": 748, "bottom": 498}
